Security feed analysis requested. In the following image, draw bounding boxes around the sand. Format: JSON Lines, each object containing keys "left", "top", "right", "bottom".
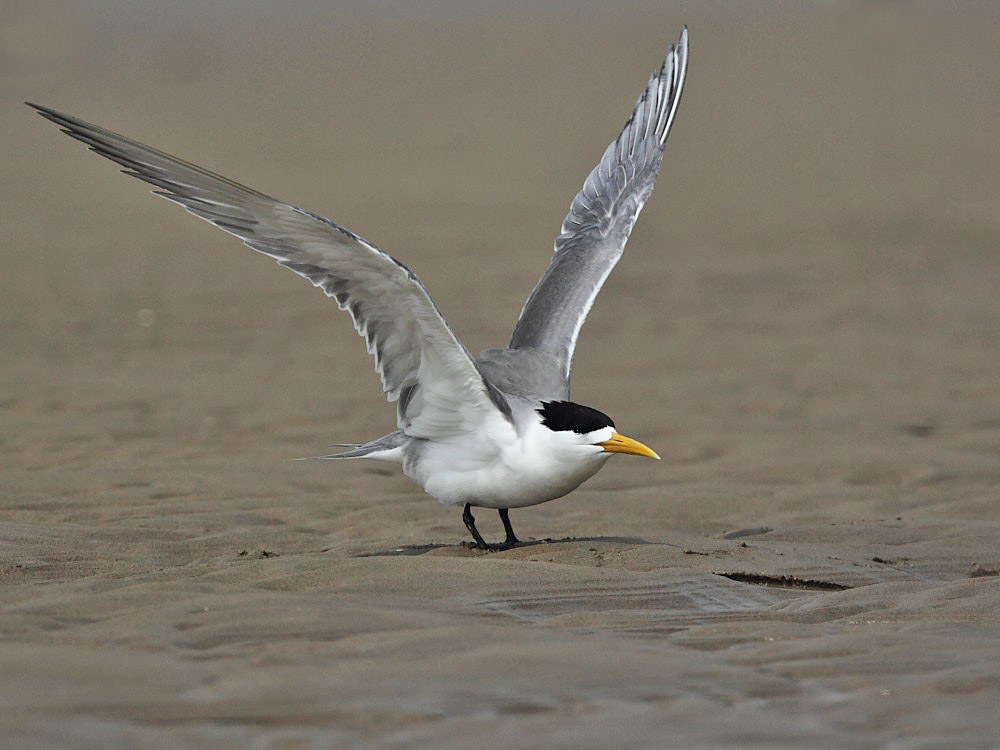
{"left": 3, "top": 2, "right": 1000, "bottom": 747}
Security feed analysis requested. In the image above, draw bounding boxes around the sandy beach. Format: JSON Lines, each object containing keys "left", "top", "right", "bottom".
{"left": 3, "top": 2, "right": 1000, "bottom": 746}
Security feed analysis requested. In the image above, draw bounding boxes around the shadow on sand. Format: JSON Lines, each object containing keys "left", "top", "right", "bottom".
{"left": 354, "top": 536, "right": 683, "bottom": 557}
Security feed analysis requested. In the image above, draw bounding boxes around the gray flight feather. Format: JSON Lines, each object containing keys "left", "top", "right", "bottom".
{"left": 508, "top": 27, "right": 689, "bottom": 385}
{"left": 28, "top": 103, "right": 511, "bottom": 440}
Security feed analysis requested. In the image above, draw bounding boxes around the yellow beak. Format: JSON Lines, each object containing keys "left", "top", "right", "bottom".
{"left": 597, "top": 432, "right": 660, "bottom": 460}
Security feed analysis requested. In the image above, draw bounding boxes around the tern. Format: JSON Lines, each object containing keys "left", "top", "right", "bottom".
{"left": 30, "top": 27, "right": 688, "bottom": 550}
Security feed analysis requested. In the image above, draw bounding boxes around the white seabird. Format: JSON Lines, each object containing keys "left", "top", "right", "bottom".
{"left": 29, "top": 27, "right": 688, "bottom": 550}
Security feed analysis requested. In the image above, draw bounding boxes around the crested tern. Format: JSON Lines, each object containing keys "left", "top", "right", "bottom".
{"left": 29, "top": 27, "right": 688, "bottom": 550}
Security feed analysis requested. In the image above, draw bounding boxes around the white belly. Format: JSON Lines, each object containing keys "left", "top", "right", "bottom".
{"left": 404, "top": 431, "right": 612, "bottom": 509}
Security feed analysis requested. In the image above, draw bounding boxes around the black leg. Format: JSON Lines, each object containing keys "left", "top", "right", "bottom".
{"left": 498, "top": 508, "right": 520, "bottom": 548}
{"left": 462, "top": 503, "right": 489, "bottom": 550}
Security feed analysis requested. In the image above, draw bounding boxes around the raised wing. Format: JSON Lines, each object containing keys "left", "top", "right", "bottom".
{"left": 29, "top": 104, "right": 512, "bottom": 440}
{"left": 508, "top": 28, "right": 688, "bottom": 382}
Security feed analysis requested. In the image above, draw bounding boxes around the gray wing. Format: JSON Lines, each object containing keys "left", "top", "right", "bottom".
{"left": 29, "top": 104, "right": 512, "bottom": 441}
{"left": 508, "top": 27, "right": 689, "bottom": 382}
{"left": 476, "top": 347, "right": 569, "bottom": 402}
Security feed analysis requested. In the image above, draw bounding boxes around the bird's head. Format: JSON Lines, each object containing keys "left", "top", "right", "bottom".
{"left": 535, "top": 400, "right": 660, "bottom": 461}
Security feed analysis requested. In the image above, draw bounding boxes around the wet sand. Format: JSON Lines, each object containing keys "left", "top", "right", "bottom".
{"left": 3, "top": 2, "right": 1000, "bottom": 747}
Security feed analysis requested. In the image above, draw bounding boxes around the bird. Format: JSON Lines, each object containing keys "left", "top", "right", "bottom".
{"left": 29, "top": 27, "right": 688, "bottom": 551}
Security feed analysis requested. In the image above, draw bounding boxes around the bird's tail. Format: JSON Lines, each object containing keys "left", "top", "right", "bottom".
{"left": 294, "top": 431, "right": 406, "bottom": 463}
{"left": 299, "top": 444, "right": 371, "bottom": 459}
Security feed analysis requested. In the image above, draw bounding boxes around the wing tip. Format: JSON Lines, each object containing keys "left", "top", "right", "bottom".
{"left": 26, "top": 101, "right": 63, "bottom": 125}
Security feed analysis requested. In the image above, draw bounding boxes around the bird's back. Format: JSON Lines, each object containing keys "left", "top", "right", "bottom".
{"left": 476, "top": 347, "right": 569, "bottom": 403}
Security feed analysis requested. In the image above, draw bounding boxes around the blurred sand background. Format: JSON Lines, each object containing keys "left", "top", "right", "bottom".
{"left": 3, "top": 1, "right": 1000, "bottom": 747}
